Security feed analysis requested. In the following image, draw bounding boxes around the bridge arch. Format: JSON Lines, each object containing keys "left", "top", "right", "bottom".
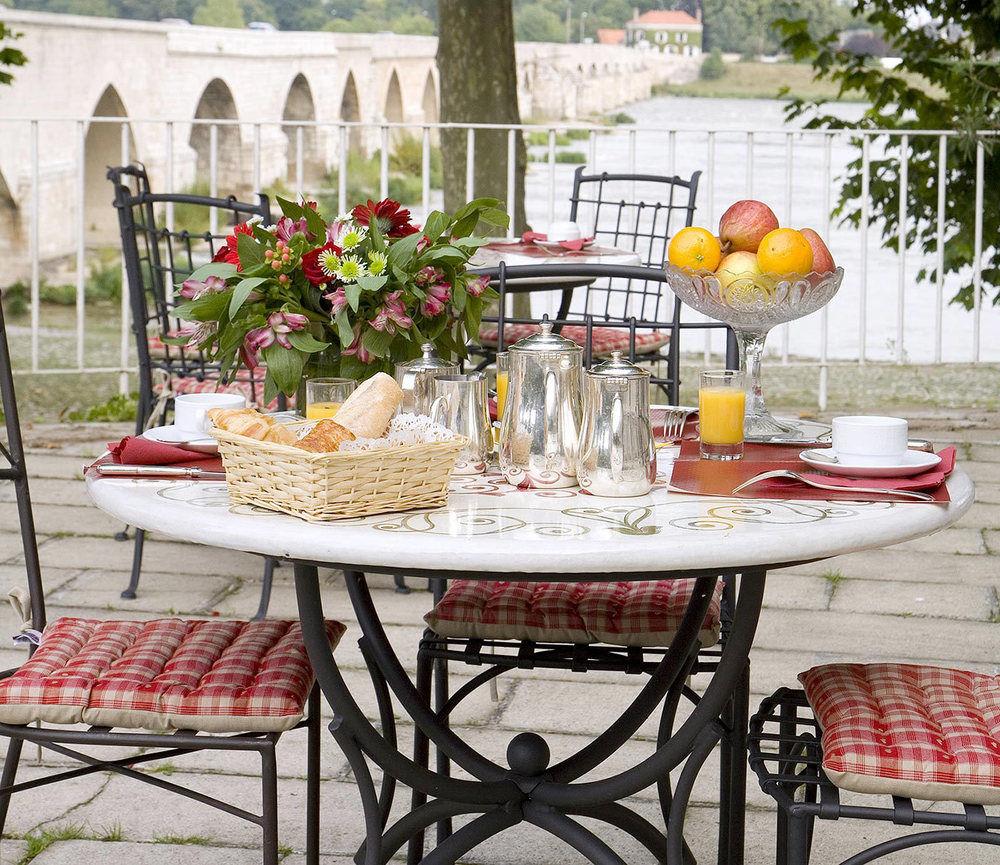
{"left": 339, "top": 71, "right": 362, "bottom": 154}
{"left": 421, "top": 70, "right": 438, "bottom": 125}
{"left": 85, "top": 84, "right": 137, "bottom": 241}
{"left": 0, "top": 169, "right": 19, "bottom": 260}
{"left": 189, "top": 78, "right": 243, "bottom": 193}
{"left": 384, "top": 69, "right": 405, "bottom": 145}
{"left": 282, "top": 73, "right": 320, "bottom": 187}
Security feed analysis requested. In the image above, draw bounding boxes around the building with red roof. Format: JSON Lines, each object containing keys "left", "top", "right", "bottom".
{"left": 625, "top": 8, "right": 703, "bottom": 55}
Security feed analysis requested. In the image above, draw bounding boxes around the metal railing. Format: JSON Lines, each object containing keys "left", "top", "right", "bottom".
{"left": 0, "top": 115, "right": 995, "bottom": 408}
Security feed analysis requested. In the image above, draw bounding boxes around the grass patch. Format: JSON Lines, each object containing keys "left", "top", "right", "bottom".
{"left": 529, "top": 150, "right": 587, "bottom": 164}
{"left": 14, "top": 823, "right": 124, "bottom": 864}
{"left": 654, "top": 61, "right": 867, "bottom": 102}
{"left": 606, "top": 111, "right": 636, "bottom": 125}
{"left": 821, "top": 569, "right": 844, "bottom": 588}
{"left": 153, "top": 834, "right": 213, "bottom": 845}
{"left": 1, "top": 259, "right": 122, "bottom": 317}
{"left": 65, "top": 392, "right": 137, "bottom": 423}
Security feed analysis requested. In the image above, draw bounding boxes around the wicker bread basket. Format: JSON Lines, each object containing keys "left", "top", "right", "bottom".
{"left": 210, "top": 424, "right": 465, "bottom": 521}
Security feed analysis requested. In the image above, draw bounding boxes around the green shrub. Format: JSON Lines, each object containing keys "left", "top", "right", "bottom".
{"left": 606, "top": 111, "right": 635, "bottom": 125}
{"left": 565, "top": 128, "right": 591, "bottom": 141}
{"left": 555, "top": 150, "right": 586, "bottom": 164}
{"left": 66, "top": 392, "right": 138, "bottom": 423}
{"left": 700, "top": 49, "right": 726, "bottom": 81}
{"left": 160, "top": 182, "right": 211, "bottom": 235}
{"left": 319, "top": 138, "right": 442, "bottom": 212}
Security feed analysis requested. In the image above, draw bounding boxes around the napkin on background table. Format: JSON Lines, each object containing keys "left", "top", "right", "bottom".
{"left": 86, "top": 435, "right": 225, "bottom": 476}
{"left": 520, "top": 231, "right": 593, "bottom": 252}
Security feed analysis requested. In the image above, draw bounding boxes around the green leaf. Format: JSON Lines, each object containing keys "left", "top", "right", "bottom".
{"left": 288, "top": 331, "right": 331, "bottom": 353}
{"left": 345, "top": 283, "right": 362, "bottom": 312}
{"left": 302, "top": 204, "right": 327, "bottom": 239}
{"left": 261, "top": 344, "right": 305, "bottom": 397}
{"left": 237, "top": 232, "right": 265, "bottom": 269}
{"left": 228, "top": 277, "right": 269, "bottom": 318}
{"left": 356, "top": 274, "right": 388, "bottom": 293}
{"left": 464, "top": 294, "right": 483, "bottom": 342}
{"left": 335, "top": 310, "right": 355, "bottom": 347}
{"left": 171, "top": 291, "right": 232, "bottom": 322}
{"left": 452, "top": 279, "right": 467, "bottom": 313}
{"left": 386, "top": 231, "right": 425, "bottom": 268}
{"left": 451, "top": 236, "right": 490, "bottom": 250}
{"left": 361, "top": 327, "right": 395, "bottom": 359}
{"left": 180, "top": 262, "right": 237, "bottom": 287}
{"left": 339, "top": 354, "right": 370, "bottom": 381}
{"left": 368, "top": 218, "right": 386, "bottom": 253}
{"left": 275, "top": 196, "right": 304, "bottom": 220}
{"left": 422, "top": 211, "right": 450, "bottom": 243}
{"left": 418, "top": 246, "right": 467, "bottom": 266}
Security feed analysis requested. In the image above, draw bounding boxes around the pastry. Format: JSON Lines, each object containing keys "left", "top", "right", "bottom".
{"left": 208, "top": 407, "right": 297, "bottom": 445}
{"left": 296, "top": 419, "right": 356, "bottom": 453}
{"left": 333, "top": 372, "right": 403, "bottom": 438}
{"left": 263, "top": 423, "right": 298, "bottom": 446}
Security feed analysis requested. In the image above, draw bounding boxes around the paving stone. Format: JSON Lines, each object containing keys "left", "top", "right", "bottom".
{"left": 0, "top": 502, "right": 124, "bottom": 538}
{"left": 962, "top": 461, "right": 1000, "bottom": 483}
{"left": 762, "top": 573, "right": 829, "bottom": 610}
{"left": 957, "top": 502, "right": 1000, "bottom": 529}
{"left": 976, "top": 483, "right": 1000, "bottom": 504}
{"left": 31, "top": 840, "right": 264, "bottom": 864}
{"left": 21, "top": 453, "right": 90, "bottom": 480}
{"left": 983, "top": 529, "right": 1000, "bottom": 556}
{"left": 890, "top": 526, "right": 987, "bottom": 555}
{"left": 47, "top": 568, "right": 236, "bottom": 615}
{"left": 0, "top": 478, "right": 93, "bottom": 508}
{"left": 829, "top": 578, "right": 995, "bottom": 620}
{"left": 792, "top": 549, "right": 1000, "bottom": 585}
{"left": 0, "top": 840, "right": 28, "bottom": 864}
{"left": 968, "top": 444, "right": 1000, "bottom": 463}
{"left": 1, "top": 765, "right": 110, "bottom": 837}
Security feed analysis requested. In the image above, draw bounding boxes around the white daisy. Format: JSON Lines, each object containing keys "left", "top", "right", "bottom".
{"left": 367, "top": 251, "right": 388, "bottom": 276}
{"left": 319, "top": 249, "right": 341, "bottom": 279}
{"left": 336, "top": 255, "right": 367, "bottom": 283}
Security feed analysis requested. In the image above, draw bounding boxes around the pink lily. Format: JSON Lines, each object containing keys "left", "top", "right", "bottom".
{"left": 466, "top": 275, "right": 489, "bottom": 298}
{"left": 179, "top": 274, "right": 227, "bottom": 300}
{"left": 420, "top": 282, "right": 451, "bottom": 318}
{"left": 175, "top": 320, "right": 217, "bottom": 347}
{"left": 275, "top": 216, "right": 311, "bottom": 242}
{"left": 369, "top": 290, "right": 413, "bottom": 334}
{"left": 242, "top": 310, "right": 308, "bottom": 367}
{"left": 342, "top": 325, "right": 372, "bottom": 364}
{"left": 267, "top": 310, "right": 309, "bottom": 349}
{"left": 415, "top": 265, "right": 444, "bottom": 287}
{"left": 324, "top": 285, "right": 350, "bottom": 318}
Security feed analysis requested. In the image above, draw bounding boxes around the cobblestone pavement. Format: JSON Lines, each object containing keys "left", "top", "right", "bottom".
{"left": 0, "top": 412, "right": 997, "bottom": 864}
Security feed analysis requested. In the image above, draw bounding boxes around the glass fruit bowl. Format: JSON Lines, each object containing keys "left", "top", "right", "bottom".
{"left": 664, "top": 263, "right": 844, "bottom": 442}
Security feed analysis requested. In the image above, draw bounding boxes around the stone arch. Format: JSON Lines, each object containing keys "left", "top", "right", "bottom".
{"left": 189, "top": 78, "right": 243, "bottom": 193}
{"left": 383, "top": 69, "right": 405, "bottom": 146}
{"left": 421, "top": 70, "right": 438, "bottom": 125}
{"left": 282, "top": 73, "right": 321, "bottom": 186}
{"left": 0, "top": 169, "right": 19, "bottom": 260}
{"left": 85, "top": 84, "right": 137, "bottom": 241}
{"left": 339, "top": 71, "right": 362, "bottom": 154}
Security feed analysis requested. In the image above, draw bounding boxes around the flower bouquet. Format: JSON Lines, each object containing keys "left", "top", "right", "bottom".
{"left": 171, "top": 196, "right": 508, "bottom": 403}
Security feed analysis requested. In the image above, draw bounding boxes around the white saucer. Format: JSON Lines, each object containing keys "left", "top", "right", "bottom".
{"left": 143, "top": 425, "right": 219, "bottom": 454}
{"left": 535, "top": 238, "right": 595, "bottom": 251}
{"left": 799, "top": 448, "right": 941, "bottom": 478}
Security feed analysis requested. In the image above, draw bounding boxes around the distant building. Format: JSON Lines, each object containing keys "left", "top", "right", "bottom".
{"left": 625, "top": 9, "right": 702, "bottom": 56}
{"left": 597, "top": 28, "right": 626, "bottom": 46}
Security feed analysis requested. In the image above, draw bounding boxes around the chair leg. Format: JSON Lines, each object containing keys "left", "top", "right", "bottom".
{"left": 114, "top": 525, "right": 131, "bottom": 542}
{"left": 724, "top": 663, "right": 750, "bottom": 865}
{"left": 120, "top": 528, "right": 145, "bottom": 600}
{"left": 306, "top": 688, "right": 321, "bottom": 865}
{"left": 785, "top": 810, "right": 812, "bottom": 865}
{"left": 261, "top": 743, "right": 280, "bottom": 865}
{"left": 407, "top": 650, "right": 433, "bottom": 865}
{"left": 433, "top": 654, "right": 452, "bottom": 844}
{"left": 394, "top": 574, "right": 410, "bottom": 594}
{"left": 0, "top": 736, "right": 23, "bottom": 837}
{"left": 254, "top": 559, "right": 277, "bottom": 621}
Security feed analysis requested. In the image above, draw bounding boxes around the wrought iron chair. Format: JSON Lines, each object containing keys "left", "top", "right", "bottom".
{"left": 750, "top": 665, "right": 1000, "bottom": 865}
{"left": 415, "top": 264, "right": 744, "bottom": 865}
{"left": 107, "top": 164, "right": 281, "bottom": 615}
{"left": 0, "top": 297, "right": 342, "bottom": 865}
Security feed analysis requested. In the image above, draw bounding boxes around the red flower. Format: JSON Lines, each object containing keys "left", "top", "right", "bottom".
{"left": 301, "top": 242, "right": 340, "bottom": 285}
{"left": 352, "top": 198, "right": 419, "bottom": 238}
{"left": 211, "top": 222, "right": 254, "bottom": 270}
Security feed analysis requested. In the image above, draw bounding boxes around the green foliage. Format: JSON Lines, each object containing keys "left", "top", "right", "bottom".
{"left": 703, "top": 0, "right": 853, "bottom": 56}
{"left": 515, "top": 5, "right": 564, "bottom": 42}
{"left": 193, "top": 0, "right": 245, "bottom": 27}
{"left": 0, "top": 21, "right": 28, "bottom": 87}
{"left": 699, "top": 48, "right": 726, "bottom": 81}
{"left": 606, "top": 111, "right": 635, "bottom": 125}
{"left": 776, "top": 1, "right": 1000, "bottom": 309}
{"left": 1, "top": 261, "right": 122, "bottom": 316}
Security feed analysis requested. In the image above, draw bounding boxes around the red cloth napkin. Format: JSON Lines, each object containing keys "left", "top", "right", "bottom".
{"left": 87, "top": 436, "right": 225, "bottom": 476}
{"left": 521, "top": 231, "right": 593, "bottom": 252}
{"left": 794, "top": 446, "right": 956, "bottom": 492}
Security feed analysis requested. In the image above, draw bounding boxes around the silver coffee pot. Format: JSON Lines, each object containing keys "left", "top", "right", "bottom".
{"left": 499, "top": 320, "right": 583, "bottom": 488}
{"left": 576, "top": 351, "right": 656, "bottom": 497}
{"left": 394, "top": 343, "right": 460, "bottom": 415}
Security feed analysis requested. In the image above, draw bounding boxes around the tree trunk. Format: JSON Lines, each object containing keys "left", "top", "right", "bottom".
{"left": 437, "top": 0, "right": 528, "bottom": 236}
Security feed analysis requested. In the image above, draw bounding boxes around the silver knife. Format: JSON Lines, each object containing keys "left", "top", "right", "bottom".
{"left": 96, "top": 465, "right": 226, "bottom": 480}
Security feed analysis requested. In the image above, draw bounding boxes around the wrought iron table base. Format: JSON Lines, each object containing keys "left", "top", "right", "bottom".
{"left": 293, "top": 564, "right": 766, "bottom": 865}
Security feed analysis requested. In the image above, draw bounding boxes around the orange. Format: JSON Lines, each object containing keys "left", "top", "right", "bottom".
{"left": 667, "top": 227, "right": 723, "bottom": 271}
{"left": 756, "top": 228, "right": 814, "bottom": 277}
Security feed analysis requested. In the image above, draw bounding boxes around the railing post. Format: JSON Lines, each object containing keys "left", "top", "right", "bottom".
{"left": 379, "top": 125, "right": 389, "bottom": 200}
{"left": 896, "top": 134, "right": 908, "bottom": 364}
{"left": 29, "top": 121, "right": 40, "bottom": 375}
{"left": 506, "top": 128, "right": 517, "bottom": 239}
{"left": 422, "top": 126, "right": 431, "bottom": 220}
{"left": 119, "top": 121, "right": 131, "bottom": 396}
{"left": 973, "top": 137, "right": 984, "bottom": 362}
{"left": 76, "top": 120, "right": 86, "bottom": 371}
{"left": 859, "top": 134, "right": 870, "bottom": 365}
{"left": 465, "top": 127, "right": 475, "bottom": 200}
{"left": 934, "top": 134, "right": 946, "bottom": 365}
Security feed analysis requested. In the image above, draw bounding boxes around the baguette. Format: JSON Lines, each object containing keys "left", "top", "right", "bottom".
{"left": 333, "top": 372, "right": 403, "bottom": 438}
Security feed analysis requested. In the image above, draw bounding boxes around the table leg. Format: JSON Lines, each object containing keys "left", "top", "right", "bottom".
{"left": 293, "top": 563, "right": 765, "bottom": 864}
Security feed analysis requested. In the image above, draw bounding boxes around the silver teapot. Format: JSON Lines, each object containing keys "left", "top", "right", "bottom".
{"left": 576, "top": 351, "right": 656, "bottom": 497}
{"left": 499, "top": 320, "right": 583, "bottom": 488}
{"left": 394, "top": 343, "right": 459, "bottom": 415}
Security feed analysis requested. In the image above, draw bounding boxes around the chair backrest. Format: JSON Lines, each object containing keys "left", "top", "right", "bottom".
{"left": 567, "top": 167, "right": 701, "bottom": 323}
{"left": 0, "top": 300, "right": 47, "bottom": 632}
{"left": 106, "top": 164, "right": 272, "bottom": 428}
{"left": 477, "top": 262, "right": 736, "bottom": 405}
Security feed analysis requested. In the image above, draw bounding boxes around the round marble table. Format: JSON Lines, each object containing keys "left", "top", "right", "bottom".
{"left": 86, "top": 465, "right": 975, "bottom": 865}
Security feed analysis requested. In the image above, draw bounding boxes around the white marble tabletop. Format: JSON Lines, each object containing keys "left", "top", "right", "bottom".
{"left": 470, "top": 240, "right": 642, "bottom": 283}
{"left": 86, "top": 458, "right": 974, "bottom": 578}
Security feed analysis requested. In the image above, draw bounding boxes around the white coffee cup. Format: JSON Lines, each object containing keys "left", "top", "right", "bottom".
{"left": 831, "top": 415, "right": 908, "bottom": 466}
{"left": 174, "top": 392, "right": 246, "bottom": 435}
{"left": 546, "top": 220, "right": 582, "bottom": 242}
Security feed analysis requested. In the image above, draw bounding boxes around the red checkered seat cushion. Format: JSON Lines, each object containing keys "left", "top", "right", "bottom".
{"left": 425, "top": 579, "right": 722, "bottom": 648}
{"left": 800, "top": 663, "right": 1000, "bottom": 804}
{"left": 153, "top": 369, "right": 288, "bottom": 411}
{"left": 0, "top": 617, "right": 345, "bottom": 734}
{"left": 478, "top": 324, "right": 670, "bottom": 358}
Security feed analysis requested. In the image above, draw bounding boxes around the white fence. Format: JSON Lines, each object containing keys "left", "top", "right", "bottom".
{"left": 0, "top": 116, "right": 995, "bottom": 407}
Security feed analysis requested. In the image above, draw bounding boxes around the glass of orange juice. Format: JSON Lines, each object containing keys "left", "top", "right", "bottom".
{"left": 305, "top": 378, "right": 356, "bottom": 420}
{"left": 494, "top": 352, "right": 510, "bottom": 418}
{"left": 698, "top": 370, "right": 745, "bottom": 461}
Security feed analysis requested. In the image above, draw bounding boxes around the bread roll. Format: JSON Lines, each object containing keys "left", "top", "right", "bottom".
{"left": 296, "top": 419, "right": 356, "bottom": 453}
{"left": 208, "top": 407, "right": 297, "bottom": 445}
{"left": 263, "top": 424, "right": 298, "bottom": 446}
{"left": 333, "top": 372, "right": 403, "bottom": 438}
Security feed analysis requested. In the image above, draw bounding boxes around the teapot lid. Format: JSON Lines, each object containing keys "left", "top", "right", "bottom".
{"left": 510, "top": 319, "right": 582, "bottom": 354}
{"left": 587, "top": 350, "right": 650, "bottom": 379}
{"left": 397, "top": 342, "right": 456, "bottom": 371}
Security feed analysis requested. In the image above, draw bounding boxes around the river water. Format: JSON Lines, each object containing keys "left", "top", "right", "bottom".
{"left": 520, "top": 94, "right": 997, "bottom": 364}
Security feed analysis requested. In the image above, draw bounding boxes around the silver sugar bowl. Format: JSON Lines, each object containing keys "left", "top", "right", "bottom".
{"left": 394, "top": 342, "right": 460, "bottom": 415}
{"left": 499, "top": 320, "right": 583, "bottom": 489}
{"left": 576, "top": 351, "right": 656, "bottom": 497}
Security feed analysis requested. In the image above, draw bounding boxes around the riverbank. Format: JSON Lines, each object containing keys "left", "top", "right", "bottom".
{"left": 654, "top": 61, "right": 865, "bottom": 102}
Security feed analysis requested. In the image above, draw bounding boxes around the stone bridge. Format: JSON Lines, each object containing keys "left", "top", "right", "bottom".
{"left": 0, "top": 9, "right": 698, "bottom": 273}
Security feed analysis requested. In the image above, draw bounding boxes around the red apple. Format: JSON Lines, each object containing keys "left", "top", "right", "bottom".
{"left": 799, "top": 228, "right": 835, "bottom": 274}
{"left": 719, "top": 200, "right": 780, "bottom": 253}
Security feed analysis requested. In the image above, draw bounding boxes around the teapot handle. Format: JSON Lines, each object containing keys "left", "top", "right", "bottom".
{"left": 543, "top": 368, "right": 560, "bottom": 458}
{"left": 610, "top": 392, "right": 624, "bottom": 483}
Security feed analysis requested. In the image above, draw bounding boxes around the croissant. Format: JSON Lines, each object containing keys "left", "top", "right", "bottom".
{"left": 208, "top": 407, "right": 271, "bottom": 430}
{"left": 296, "top": 419, "right": 356, "bottom": 453}
{"left": 263, "top": 424, "right": 298, "bottom": 446}
{"left": 209, "top": 407, "right": 297, "bottom": 445}
{"left": 333, "top": 372, "right": 403, "bottom": 438}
